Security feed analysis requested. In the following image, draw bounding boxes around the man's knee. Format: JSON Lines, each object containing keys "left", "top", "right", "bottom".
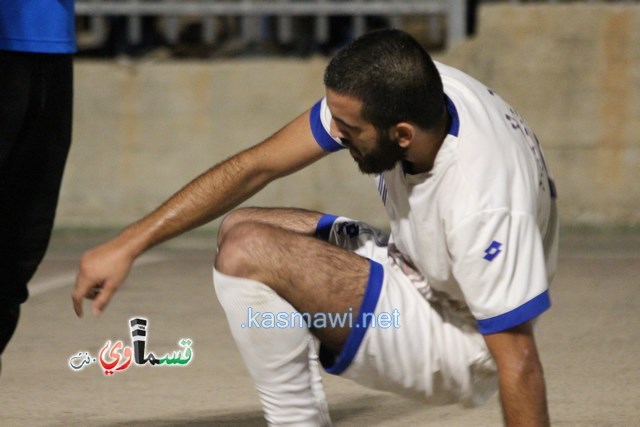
{"left": 217, "top": 208, "right": 261, "bottom": 247}
{"left": 215, "top": 221, "right": 269, "bottom": 277}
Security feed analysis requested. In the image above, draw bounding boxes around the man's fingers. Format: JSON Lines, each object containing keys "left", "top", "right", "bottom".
{"left": 72, "top": 281, "right": 114, "bottom": 318}
{"left": 72, "top": 246, "right": 132, "bottom": 318}
{"left": 91, "top": 282, "right": 115, "bottom": 317}
{"left": 72, "top": 273, "right": 105, "bottom": 317}
{"left": 72, "top": 276, "right": 88, "bottom": 318}
{"left": 72, "top": 293, "right": 84, "bottom": 318}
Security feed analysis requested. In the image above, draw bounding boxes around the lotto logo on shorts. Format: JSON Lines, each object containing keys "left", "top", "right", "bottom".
{"left": 483, "top": 240, "right": 503, "bottom": 261}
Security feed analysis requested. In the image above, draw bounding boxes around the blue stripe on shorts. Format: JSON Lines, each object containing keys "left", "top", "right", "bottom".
{"left": 320, "top": 259, "right": 384, "bottom": 375}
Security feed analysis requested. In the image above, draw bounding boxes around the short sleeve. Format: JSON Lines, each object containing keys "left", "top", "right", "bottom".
{"left": 309, "top": 98, "right": 345, "bottom": 152}
{"left": 448, "top": 209, "right": 551, "bottom": 334}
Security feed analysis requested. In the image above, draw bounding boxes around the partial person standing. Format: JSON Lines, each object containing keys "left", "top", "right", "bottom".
{"left": 0, "top": 1, "right": 76, "bottom": 362}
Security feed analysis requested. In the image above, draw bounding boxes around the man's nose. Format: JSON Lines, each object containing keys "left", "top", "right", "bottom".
{"left": 329, "top": 119, "right": 344, "bottom": 140}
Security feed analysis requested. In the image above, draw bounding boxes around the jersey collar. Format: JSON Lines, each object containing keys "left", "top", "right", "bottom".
{"left": 445, "top": 94, "right": 460, "bottom": 137}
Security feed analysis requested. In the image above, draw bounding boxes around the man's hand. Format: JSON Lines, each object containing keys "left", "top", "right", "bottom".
{"left": 72, "top": 238, "right": 135, "bottom": 317}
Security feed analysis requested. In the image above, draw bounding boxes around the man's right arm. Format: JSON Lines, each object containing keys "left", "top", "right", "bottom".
{"left": 72, "top": 109, "right": 327, "bottom": 317}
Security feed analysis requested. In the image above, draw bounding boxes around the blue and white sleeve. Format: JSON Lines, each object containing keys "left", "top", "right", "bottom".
{"left": 309, "top": 98, "right": 346, "bottom": 152}
{"left": 449, "top": 209, "right": 552, "bottom": 335}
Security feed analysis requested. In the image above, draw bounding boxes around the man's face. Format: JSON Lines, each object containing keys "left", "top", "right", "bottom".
{"left": 326, "top": 89, "right": 405, "bottom": 175}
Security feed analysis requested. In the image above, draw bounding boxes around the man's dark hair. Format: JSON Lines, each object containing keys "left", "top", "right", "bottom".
{"left": 324, "top": 29, "right": 444, "bottom": 132}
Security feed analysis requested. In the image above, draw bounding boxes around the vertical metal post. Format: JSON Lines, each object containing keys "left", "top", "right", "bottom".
{"left": 314, "top": 0, "right": 330, "bottom": 44}
{"left": 427, "top": 13, "right": 441, "bottom": 44}
{"left": 202, "top": 17, "right": 217, "bottom": 45}
{"left": 127, "top": 0, "right": 142, "bottom": 44}
{"left": 241, "top": 0, "right": 260, "bottom": 43}
{"left": 276, "top": 0, "right": 293, "bottom": 44}
{"left": 163, "top": 0, "right": 180, "bottom": 45}
{"left": 446, "top": 0, "right": 467, "bottom": 47}
{"left": 352, "top": 0, "right": 366, "bottom": 39}
{"left": 388, "top": 0, "right": 403, "bottom": 30}
{"left": 88, "top": 0, "right": 107, "bottom": 45}
{"left": 389, "top": 16, "right": 403, "bottom": 30}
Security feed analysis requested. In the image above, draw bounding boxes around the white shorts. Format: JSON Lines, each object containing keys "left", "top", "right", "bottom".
{"left": 317, "top": 217, "right": 498, "bottom": 407}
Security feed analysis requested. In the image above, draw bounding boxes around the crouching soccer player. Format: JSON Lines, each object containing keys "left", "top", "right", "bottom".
{"left": 73, "top": 29, "right": 558, "bottom": 426}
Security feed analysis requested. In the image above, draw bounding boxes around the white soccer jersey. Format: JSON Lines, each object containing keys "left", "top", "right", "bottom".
{"left": 310, "top": 62, "right": 559, "bottom": 334}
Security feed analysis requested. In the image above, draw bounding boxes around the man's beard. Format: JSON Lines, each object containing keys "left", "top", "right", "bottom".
{"left": 348, "top": 128, "right": 405, "bottom": 175}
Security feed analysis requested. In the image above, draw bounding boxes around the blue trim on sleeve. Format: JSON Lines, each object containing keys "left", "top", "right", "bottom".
{"left": 315, "top": 214, "right": 338, "bottom": 240}
{"left": 320, "top": 260, "right": 384, "bottom": 375}
{"left": 477, "top": 290, "right": 551, "bottom": 335}
{"left": 445, "top": 95, "right": 460, "bottom": 137}
{"left": 310, "top": 100, "right": 345, "bottom": 152}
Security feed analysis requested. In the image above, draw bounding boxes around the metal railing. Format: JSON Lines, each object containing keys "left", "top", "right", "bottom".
{"left": 75, "top": 0, "right": 467, "bottom": 53}
{"left": 506, "top": 0, "right": 638, "bottom": 3}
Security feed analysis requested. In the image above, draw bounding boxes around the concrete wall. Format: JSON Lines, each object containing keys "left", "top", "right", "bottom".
{"left": 57, "top": 4, "right": 640, "bottom": 230}
{"left": 443, "top": 4, "right": 640, "bottom": 227}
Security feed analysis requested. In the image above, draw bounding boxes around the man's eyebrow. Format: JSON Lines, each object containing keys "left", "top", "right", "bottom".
{"left": 333, "top": 116, "right": 360, "bottom": 130}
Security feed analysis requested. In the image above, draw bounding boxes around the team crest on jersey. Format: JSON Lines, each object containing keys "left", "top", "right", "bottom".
{"left": 377, "top": 175, "right": 388, "bottom": 205}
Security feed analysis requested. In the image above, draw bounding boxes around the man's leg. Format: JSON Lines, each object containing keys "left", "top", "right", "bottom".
{"left": 0, "top": 52, "right": 32, "bottom": 355}
{"left": 0, "top": 52, "right": 73, "bottom": 355}
{"left": 214, "top": 268, "right": 333, "bottom": 426}
{"left": 216, "top": 219, "right": 371, "bottom": 350}
{"left": 214, "top": 217, "right": 373, "bottom": 425}
{"left": 214, "top": 208, "right": 498, "bottom": 419}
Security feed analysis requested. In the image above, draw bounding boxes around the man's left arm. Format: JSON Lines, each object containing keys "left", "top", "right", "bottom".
{"left": 448, "top": 208, "right": 555, "bottom": 425}
{"left": 483, "top": 320, "right": 550, "bottom": 427}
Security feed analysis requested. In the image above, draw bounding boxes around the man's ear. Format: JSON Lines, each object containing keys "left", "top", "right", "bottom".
{"left": 393, "top": 122, "right": 415, "bottom": 149}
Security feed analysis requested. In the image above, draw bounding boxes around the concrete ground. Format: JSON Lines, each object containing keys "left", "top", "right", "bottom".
{"left": 1, "top": 228, "right": 638, "bottom": 426}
